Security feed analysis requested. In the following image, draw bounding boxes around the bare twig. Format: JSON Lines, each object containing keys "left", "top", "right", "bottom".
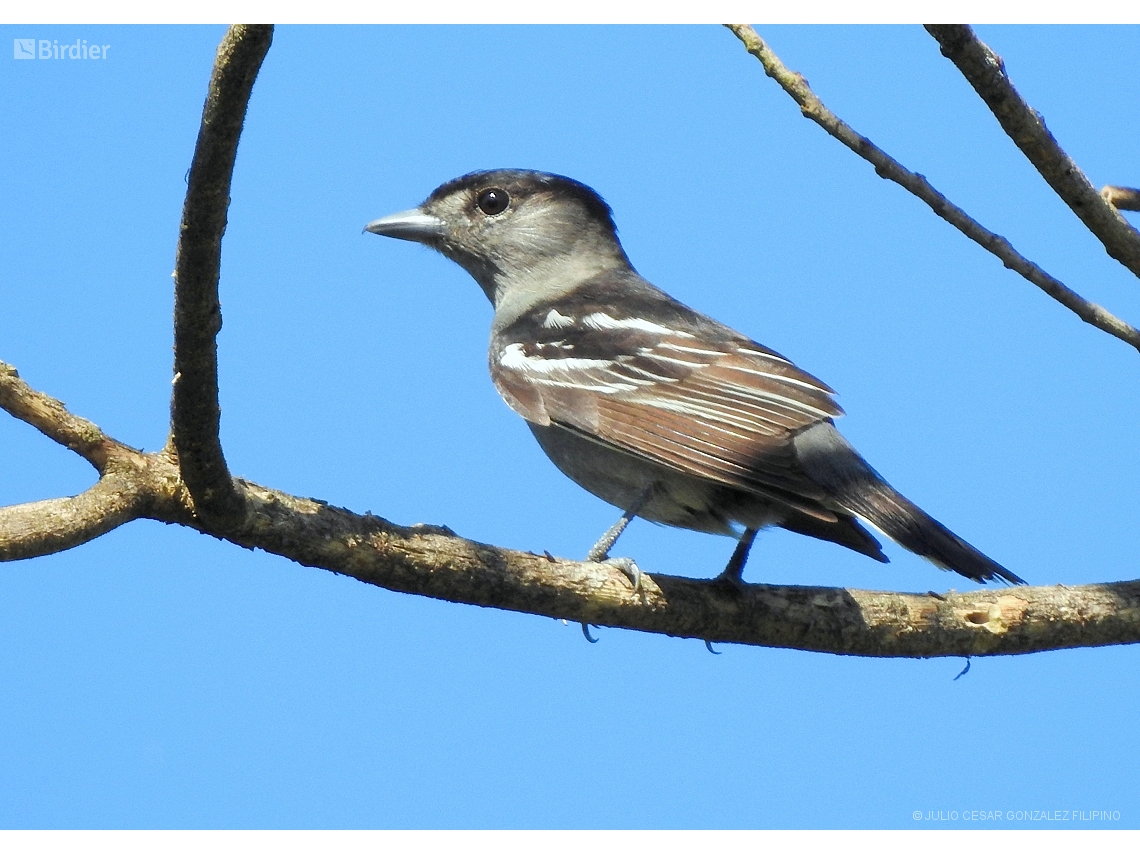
{"left": 926, "top": 25, "right": 1140, "bottom": 281}
{"left": 724, "top": 24, "right": 1140, "bottom": 354}
{"left": 1103, "top": 186, "right": 1140, "bottom": 213}
{"left": 171, "top": 24, "right": 273, "bottom": 526}
{"left": 0, "top": 361, "right": 126, "bottom": 473}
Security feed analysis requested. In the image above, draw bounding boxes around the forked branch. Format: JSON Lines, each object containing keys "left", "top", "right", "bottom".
{"left": 925, "top": 24, "right": 1140, "bottom": 280}
{"left": 725, "top": 24, "right": 1140, "bottom": 354}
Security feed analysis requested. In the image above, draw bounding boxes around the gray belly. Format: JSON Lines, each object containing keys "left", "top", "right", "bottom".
{"left": 527, "top": 422, "right": 783, "bottom": 536}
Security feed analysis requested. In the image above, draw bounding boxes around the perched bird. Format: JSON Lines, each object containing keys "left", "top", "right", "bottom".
{"left": 366, "top": 169, "right": 1023, "bottom": 587}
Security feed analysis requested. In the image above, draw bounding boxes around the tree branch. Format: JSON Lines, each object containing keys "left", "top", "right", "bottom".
{"left": 0, "top": 473, "right": 147, "bottom": 561}
{"left": 171, "top": 24, "right": 273, "bottom": 526}
{"left": 1102, "top": 186, "right": 1140, "bottom": 213}
{"left": 724, "top": 24, "right": 1140, "bottom": 354}
{"left": 925, "top": 25, "right": 1140, "bottom": 281}
{"left": 0, "top": 362, "right": 123, "bottom": 473}
{"left": 0, "top": 358, "right": 193, "bottom": 560}
{"left": 3, "top": 354, "right": 1138, "bottom": 657}
{"left": 218, "top": 479, "right": 1140, "bottom": 658}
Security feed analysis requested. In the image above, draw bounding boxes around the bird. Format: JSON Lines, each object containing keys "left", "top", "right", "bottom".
{"left": 365, "top": 169, "right": 1023, "bottom": 588}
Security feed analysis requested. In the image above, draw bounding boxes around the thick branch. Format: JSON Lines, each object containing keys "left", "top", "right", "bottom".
{"left": 171, "top": 24, "right": 273, "bottom": 526}
{"left": 218, "top": 479, "right": 1140, "bottom": 658}
{"left": 725, "top": 25, "right": 1140, "bottom": 354}
{"left": 926, "top": 25, "right": 1140, "bottom": 281}
{"left": 3, "top": 357, "right": 1137, "bottom": 657}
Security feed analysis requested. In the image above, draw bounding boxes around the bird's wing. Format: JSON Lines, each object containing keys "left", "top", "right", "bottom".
{"left": 490, "top": 288, "right": 843, "bottom": 518}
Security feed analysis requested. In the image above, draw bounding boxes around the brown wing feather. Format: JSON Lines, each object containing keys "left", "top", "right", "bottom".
{"left": 510, "top": 333, "right": 845, "bottom": 518}
{"left": 595, "top": 398, "right": 839, "bottom": 521}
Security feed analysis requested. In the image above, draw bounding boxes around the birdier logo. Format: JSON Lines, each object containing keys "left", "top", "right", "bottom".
{"left": 13, "top": 38, "right": 111, "bottom": 60}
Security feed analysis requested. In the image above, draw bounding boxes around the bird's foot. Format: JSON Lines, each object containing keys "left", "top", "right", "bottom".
{"left": 583, "top": 484, "right": 656, "bottom": 594}
{"left": 711, "top": 569, "right": 748, "bottom": 596}
{"left": 600, "top": 555, "right": 641, "bottom": 592}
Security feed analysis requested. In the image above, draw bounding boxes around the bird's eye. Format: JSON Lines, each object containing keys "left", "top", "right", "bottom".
{"left": 476, "top": 188, "right": 510, "bottom": 216}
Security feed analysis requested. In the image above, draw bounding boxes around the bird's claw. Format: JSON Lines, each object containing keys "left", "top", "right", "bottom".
{"left": 712, "top": 568, "right": 748, "bottom": 594}
{"left": 953, "top": 658, "right": 972, "bottom": 680}
{"left": 601, "top": 556, "right": 641, "bottom": 591}
{"left": 584, "top": 487, "right": 654, "bottom": 594}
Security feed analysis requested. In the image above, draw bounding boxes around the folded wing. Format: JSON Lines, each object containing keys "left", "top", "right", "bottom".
{"left": 490, "top": 281, "right": 846, "bottom": 521}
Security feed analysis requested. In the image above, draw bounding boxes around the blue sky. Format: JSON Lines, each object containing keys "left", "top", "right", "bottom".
{"left": 1, "top": 25, "right": 1138, "bottom": 829}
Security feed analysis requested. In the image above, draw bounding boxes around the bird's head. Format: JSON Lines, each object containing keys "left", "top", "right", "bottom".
{"left": 366, "top": 169, "right": 632, "bottom": 310}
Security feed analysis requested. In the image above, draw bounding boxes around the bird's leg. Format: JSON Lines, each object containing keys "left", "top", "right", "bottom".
{"left": 585, "top": 482, "right": 655, "bottom": 561}
{"left": 585, "top": 482, "right": 656, "bottom": 590}
{"left": 585, "top": 512, "right": 636, "bottom": 563}
{"left": 717, "top": 527, "right": 758, "bottom": 584}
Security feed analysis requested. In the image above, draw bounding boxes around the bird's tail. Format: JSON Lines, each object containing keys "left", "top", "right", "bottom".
{"left": 794, "top": 422, "right": 1024, "bottom": 585}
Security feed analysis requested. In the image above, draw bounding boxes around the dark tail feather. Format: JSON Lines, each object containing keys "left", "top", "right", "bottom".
{"left": 794, "top": 422, "right": 1024, "bottom": 586}
{"left": 780, "top": 511, "right": 889, "bottom": 564}
{"left": 838, "top": 477, "right": 1024, "bottom": 585}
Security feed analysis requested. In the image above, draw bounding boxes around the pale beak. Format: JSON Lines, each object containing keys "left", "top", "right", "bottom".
{"left": 364, "top": 208, "right": 445, "bottom": 243}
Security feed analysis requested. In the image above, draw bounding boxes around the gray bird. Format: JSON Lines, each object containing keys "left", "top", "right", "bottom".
{"left": 366, "top": 169, "right": 1023, "bottom": 588}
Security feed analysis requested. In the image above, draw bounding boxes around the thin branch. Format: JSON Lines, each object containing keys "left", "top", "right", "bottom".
{"left": 1103, "top": 186, "right": 1140, "bottom": 213}
{"left": 0, "top": 361, "right": 125, "bottom": 473}
{"left": 171, "top": 24, "right": 273, "bottom": 526}
{"left": 724, "top": 24, "right": 1140, "bottom": 355}
{"left": 925, "top": 25, "right": 1140, "bottom": 281}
